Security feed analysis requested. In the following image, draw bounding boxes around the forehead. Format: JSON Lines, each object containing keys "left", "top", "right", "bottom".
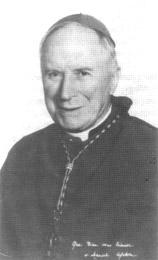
{"left": 41, "top": 23, "right": 108, "bottom": 64}
{"left": 43, "top": 23, "right": 101, "bottom": 47}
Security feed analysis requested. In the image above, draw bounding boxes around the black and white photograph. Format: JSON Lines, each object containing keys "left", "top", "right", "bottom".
{"left": 0, "top": 1, "right": 157, "bottom": 260}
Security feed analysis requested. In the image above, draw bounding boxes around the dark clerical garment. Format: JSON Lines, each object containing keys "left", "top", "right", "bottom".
{"left": 0, "top": 96, "right": 157, "bottom": 260}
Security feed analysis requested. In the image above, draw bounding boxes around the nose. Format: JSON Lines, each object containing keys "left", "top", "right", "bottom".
{"left": 59, "top": 74, "right": 74, "bottom": 101}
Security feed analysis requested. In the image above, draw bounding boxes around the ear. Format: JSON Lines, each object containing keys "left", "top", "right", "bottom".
{"left": 110, "top": 66, "right": 121, "bottom": 94}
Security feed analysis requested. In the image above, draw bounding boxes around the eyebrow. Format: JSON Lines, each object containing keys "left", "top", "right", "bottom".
{"left": 74, "top": 67, "right": 93, "bottom": 72}
{"left": 43, "top": 68, "right": 61, "bottom": 73}
{"left": 43, "top": 67, "right": 93, "bottom": 74}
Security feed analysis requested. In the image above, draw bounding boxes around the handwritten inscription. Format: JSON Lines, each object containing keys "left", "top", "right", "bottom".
{"left": 72, "top": 241, "right": 134, "bottom": 250}
{"left": 102, "top": 243, "right": 112, "bottom": 248}
{"left": 85, "top": 252, "right": 110, "bottom": 259}
{"left": 116, "top": 252, "right": 137, "bottom": 260}
{"left": 85, "top": 252, "right": 137, "bottom": 259}
{"left": 72, "top": 241, "right": 83, "bottom": 250}
{"left": 72, "top": 241, "right": 137, "bottom": 259}
{"left": 87, "top": 242, "right": 98, "bottom": 247}
{"left": 116, "top": 242, "right": 134, "bottom": 248}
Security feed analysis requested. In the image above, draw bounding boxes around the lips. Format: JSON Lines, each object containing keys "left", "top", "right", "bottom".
{"left": 58, "top": 106, "right": 82, "bottom": 111}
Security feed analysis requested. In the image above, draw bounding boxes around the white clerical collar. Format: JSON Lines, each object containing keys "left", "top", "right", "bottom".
{"left": 67, "top": 105, "right": 112, "bottom": 141}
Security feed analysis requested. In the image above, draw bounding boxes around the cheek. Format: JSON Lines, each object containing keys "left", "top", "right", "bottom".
{"left": 43, "top": 82, "right": 57, "bottom": 99}
{"left": 87, "top": 85, "right": 110, "bottom": 111}
{"left": 43, "top": 84, "right": 56, "bottom": 107}
{"left": 44, "top": 87, "right": 52, "bottom": 98}
{"left": 86, "top": 81, "right": 107, "bottom": 100}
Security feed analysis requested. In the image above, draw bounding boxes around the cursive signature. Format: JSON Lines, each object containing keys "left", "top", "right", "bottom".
{"left": 116, "top": 252, "right": 137, "bottom": 260}
{"left": 85, "top": 252, "right": 110, "bottom": 259}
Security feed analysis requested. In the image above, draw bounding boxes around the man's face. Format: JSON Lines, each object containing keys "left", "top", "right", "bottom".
{"left": 41, "top": 24, "right": 115, "bottom": 132}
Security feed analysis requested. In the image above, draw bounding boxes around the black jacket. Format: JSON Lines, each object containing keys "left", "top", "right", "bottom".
{"left": 0, "top": 96, "right": 157, "bottom": 260}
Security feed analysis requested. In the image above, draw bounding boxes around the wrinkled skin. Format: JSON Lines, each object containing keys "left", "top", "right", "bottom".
{"left": 41, "top": 23, "right": 119, "bottom": 132}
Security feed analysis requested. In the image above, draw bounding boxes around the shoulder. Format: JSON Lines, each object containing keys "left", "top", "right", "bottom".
{"left": 9, "top": 123, "right": 60, "bottom": 152}
{"left": 16, "top": 123, "right": 59, "bottom": 145}
{"left": 0, "top": 123, "right": 61, "bottom": 172}
{"left": 128, "top": 115, "right": 157, "bottom": 132}
{"left": 123, "top": 115, "right": 157, "bottom": 143}
{"left": 112, "top": 95, "right": 157, "bottom": 140}
{"left": 119, "top": 114, "right": 158, "bottom": 165}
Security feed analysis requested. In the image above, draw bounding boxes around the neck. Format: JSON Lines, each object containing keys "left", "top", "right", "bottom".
{"left": 67, "top": 105, "right": 112, "bottom": 141}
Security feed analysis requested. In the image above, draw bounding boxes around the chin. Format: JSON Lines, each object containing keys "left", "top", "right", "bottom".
{"left": 55, "top": 114, "right": 93, "bottom": 132}
{"left": 61, "top": 122, "right": 94, "bottom": 133}
{"left": 57, "top": 121, "right": 83, "bottom": 133}
{"left": 62, "top": 125, "right": 82, "bottom": 133}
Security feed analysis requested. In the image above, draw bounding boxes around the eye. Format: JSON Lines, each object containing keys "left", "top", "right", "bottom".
{"left": 80, "top": 71, "right": 89, "bottom": 76}
{"left": 47, "top": 70, "right": 61, "bottom": 79}
{"left": 77, "top": 70, "right": 90, "bottom": 77}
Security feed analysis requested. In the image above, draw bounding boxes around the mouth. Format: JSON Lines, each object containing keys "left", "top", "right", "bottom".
{"left": 58, "top": 106, "right": 82, "bottom": 112}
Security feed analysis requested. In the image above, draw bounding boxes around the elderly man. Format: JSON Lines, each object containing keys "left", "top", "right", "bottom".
{"left": 0, "top": 14, "right": 157, "bottom": 260}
